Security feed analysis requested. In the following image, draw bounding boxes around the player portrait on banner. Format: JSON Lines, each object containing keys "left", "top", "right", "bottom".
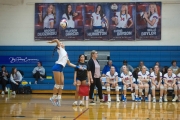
{"left": 34, "top": 3, "right": 60, "bottom": 40}
{"left": 59, "top": 3, "right": 84, "bottom": 40}
{"left": 84, "top": 3, "right": 110, "bottom": 40}
{"left": 109, "top": 3, "right": 136, "bottom": 40}
{"left": 136, "top": 2, "right": 161, "bottom": 40}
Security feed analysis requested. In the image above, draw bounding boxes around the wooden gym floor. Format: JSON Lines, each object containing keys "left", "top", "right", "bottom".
{"left": 0, "top": 94, "right": 180, "bottom": 120}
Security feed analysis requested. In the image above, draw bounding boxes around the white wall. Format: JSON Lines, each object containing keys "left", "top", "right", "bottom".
{"left": 0, "top": 0, "right": 180, "bottom": 46}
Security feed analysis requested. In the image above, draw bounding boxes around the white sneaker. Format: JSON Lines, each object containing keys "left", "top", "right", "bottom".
{"left": 72, "top": 101, "right": 78, "bottom": 106}
{"left": 108, "top": 96, "right": 111, "bottom": 102}
{"left": 164, "top": 95, "right": 168, "bottom": 102}
{"left": 50, "top": 97, "right": 57, "bottom": 106}
{"left": 116, "top": 97, "right": 120, "bottom": 102}
{"left": 159, "top": 98, "right": 163, "bottom": 103}
{"left": 172, "top": 96, "right": 178, "bottom": 102}
{"left": 79, "top": 101, "right": 85, "bottom": 106}
{"left": 12, "top": 91, "right": 16, "bottom": 95}
{"left": 57, "top": 95, "right": 61, "bottom": 99}
{"left": 1, "top": 91, "right": 5, "bottom": 95}
{"left": 152, "top": 98, "right": 156, "bottom": 102}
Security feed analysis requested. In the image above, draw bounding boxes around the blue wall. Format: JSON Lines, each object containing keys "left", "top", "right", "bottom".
{"left": 0, "top": 46, "right": 180, "bottom": 90}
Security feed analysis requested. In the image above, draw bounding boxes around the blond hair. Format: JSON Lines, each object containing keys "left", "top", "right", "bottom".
{"left": 148, "top": 3, "right": 158, "bottom": 18}
{"left": 44, "top": 4, "right": 56, "bottom": 23}
{"left": 120, "top": 5, "right": 128, "bottom": 19}
{"left": 90, "top": 50, "right": 97, "bottom": 58}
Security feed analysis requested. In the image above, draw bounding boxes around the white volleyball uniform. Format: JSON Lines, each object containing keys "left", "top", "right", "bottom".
{"left": 91, "top": 12, "right": 106, "bottom": 27}
{"left": 163, "top": 73, "right": 176, "bottom": 85}
{"left": 115, "top": 12, "right": 131, "bottom": 28}
{"left": 138, "top": 71, "right": 150, "bottom": 84}
{"left": 121, "top": 71, "right": 132, "bottom": 85}
{"left": 62, "top": 13, "right": 75, "bottom": 28}
{"left": 150, "top": 72, "right": 162, "bottom": 85}
{"left": 147, "top": 12, "right": 159, "bottom": 28}
{"left": 55, "top": 46, "right": 68, "bottom": 67}
{"left": 177, "top": 73, "right": 180, "bottom": 84}
{"left": 43, "top": 14, "right": 54, "bottom": 28}
{"left": 106, "top": 71, "right": 118, "bottom": 83}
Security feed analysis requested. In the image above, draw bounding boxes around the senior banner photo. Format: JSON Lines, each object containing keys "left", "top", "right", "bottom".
{"left": 84, "top": 3, "right": 110, "bottom": 40}
{"left": 34, "top": 3, "right": 60, "bottom": 40}
{"left": 109, "top": 2, "right": 136, "bottom": 40}
{"left": 59, "top": 3, "right": 84, "bottom": 40}
{"left": 136, "top": 2, "right": 161, "bottom": 40}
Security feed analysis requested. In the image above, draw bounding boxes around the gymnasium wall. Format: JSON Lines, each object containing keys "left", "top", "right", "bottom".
{"left": 0, "top": 0, "right": 179, "bottom": 46}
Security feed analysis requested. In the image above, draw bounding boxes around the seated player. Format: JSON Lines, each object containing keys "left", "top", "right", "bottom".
{"left": 121, "top": 65, "right": 139, "bottom": 102}
{"left": 150, "top": 65, "right": 163, "bottom": 102}
{"left": 138, "top": 66, "right": 150, "bottom": 102}
{"left": 106, "top": 66, "right": 120, "bottom": 102}
{"left": 163, "top": 68, "right": 178, "bottom": 102}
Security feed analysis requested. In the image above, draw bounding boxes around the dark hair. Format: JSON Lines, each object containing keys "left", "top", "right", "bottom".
{"left": 162, "top": 66, "right": 168, "bottom": 74}
{"left": 52, "top": 45, "right": 59, "bottom": 57}
{"left": 65, "top": 4, "right": 73, "bottom": 20}
{"left": 78, "top": 54, "right": 85, "bottom": 62}
{"left": 96, "top": 4, "right": 104, "bottom": 20}
{"left": 11, "top": 67, "right": 17, "bottom": 77}
{"left": 171, "top": 60, "right": 177, "bottom": 65}
{"left": 1, "top": 65, "right": 5, "bottom": 68}
{"left": 38, "top": 61, "right": 42, "bottom": 66}
{"left": 123, "top": 60, "right": 127, "bottom": 63}
{"left": 154, "top": 65, "right": 160, "bottom": 82}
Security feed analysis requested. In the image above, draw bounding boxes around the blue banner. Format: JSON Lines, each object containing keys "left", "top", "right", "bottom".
{"left": 0, "top": 56, "right": 40, "bottom": 64}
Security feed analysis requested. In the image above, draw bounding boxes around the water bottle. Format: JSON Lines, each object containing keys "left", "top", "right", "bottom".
{"left": 148, "top": 94, "right": 151, "bottom": 102}
{"left": 8, "top": 87, "right": 10, "bottom": 96}
{"left": 29, "top": 81, "right": 31, "bottom": 85}
{"left": 131, "top": 92, "right": 135, "bottom": 100}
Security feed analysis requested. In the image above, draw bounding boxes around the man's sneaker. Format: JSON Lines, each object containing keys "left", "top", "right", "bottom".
{"left": 164, "top": 95, "right": 168, "bottom": 102}
{"left": 152, "top": 98, "right": 156, "bottom": 103}
{"left": 138, "top": 97, "right": 142, "bottom": 102}
{"left": 172, "top": 96, "right": 178, "bottom": 102}
{"left": 159, "top": 98, "right": 163, "bottom": 103}
{"left": 122, "top": 97, "right": 127, "bottom": 102}
{"left": 50, "top": 97, "right": 57, "bottom": 106}
{"left": 145, "top": 97, "right": 148, "bottom": 102}
{"left": 89, "top": 101, "right": 96, "bottom": 105}
{"left": 1, "top": 91, "right": 5, "bottom": 95}
{"left": 79, "top": 101, "right": 85, "bottom": 106}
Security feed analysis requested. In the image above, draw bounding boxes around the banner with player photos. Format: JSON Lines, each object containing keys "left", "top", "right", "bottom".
{"left": 34, "top": 3, "right": 60, "bottom": 40}
{"left": 109, "top": 3, "right": 136, "bottom": 40}
{"left": 34, "top": 2, "right": 161, "bottom": 41}
{"left": 84, "top": 3, "right": 110, "bottom": 40}
{"left": 59, "top": 3, "right": 84, "bottom": 40}
{"left": 136, "top": 2, "right": 161, "bottom": 40}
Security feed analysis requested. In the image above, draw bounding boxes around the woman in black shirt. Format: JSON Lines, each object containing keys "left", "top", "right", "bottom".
{"left": 73, "top": 54, "right": 90, "bottom": 106}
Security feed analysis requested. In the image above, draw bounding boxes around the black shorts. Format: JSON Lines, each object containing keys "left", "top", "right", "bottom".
{"left": 76, "top": 78, "right": 87, "bottom": 81}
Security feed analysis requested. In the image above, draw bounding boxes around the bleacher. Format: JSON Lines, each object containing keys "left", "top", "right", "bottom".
{"left": 0, "top": 46, "right": 180, "bottom": 93}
